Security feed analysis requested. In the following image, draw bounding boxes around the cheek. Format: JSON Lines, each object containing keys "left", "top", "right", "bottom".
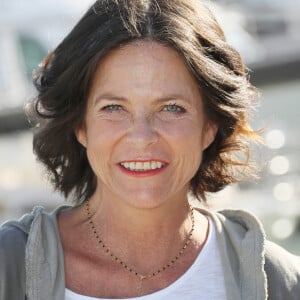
{"left": 85, "top": 142, "right": 105, "bottom": 178}
{"left": 163, "top": 121, "right": 204, "bottom": 169}
{"left": 160, "top": 119, "right": 204, "bottom": 148}
{"left": 84, "top": 126, "right": 112, "bottom": 172}
{"left": 85, "top": 118, "right": 125, "bottom": 147}
{"left": 84, "top": 119, "right": 129, "bottom": 169}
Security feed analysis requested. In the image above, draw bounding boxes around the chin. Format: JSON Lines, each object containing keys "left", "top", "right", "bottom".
{"left": 120, "top": 190, "right": 171, "bottom": 210}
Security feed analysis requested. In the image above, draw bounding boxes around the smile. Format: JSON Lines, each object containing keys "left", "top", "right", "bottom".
{"left": 120, "top": 161, "right": 166, "bottom": 172}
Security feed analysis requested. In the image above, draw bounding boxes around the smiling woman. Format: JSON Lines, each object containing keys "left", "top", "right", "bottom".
{"left": 0, "top": 0, "right": 299, "bottom": 299}
{"left": 75, "top": 41, "right": 216, "bottom": 210}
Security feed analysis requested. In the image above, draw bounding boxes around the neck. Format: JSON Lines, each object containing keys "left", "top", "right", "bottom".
{"left": 85, "top": 198, "right": 195, "bottom": 277}
{"left": 87, "top": 190, "right": 191, "bottom": 239}
{"left": 83, "top": 191, "right": 193, "bottom": 274}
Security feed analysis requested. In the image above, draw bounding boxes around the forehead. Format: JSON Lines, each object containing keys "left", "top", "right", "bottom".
{"left": 101, "top": 41, "right": 182, "bottom": 68}
{"left": 89, "top": 41, "right": 201, "bottom": 102}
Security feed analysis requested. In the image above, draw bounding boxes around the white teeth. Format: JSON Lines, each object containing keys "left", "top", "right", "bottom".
{"left": 129, "top": 162, "right": 135, "bottom": 170}
{"left": 136, "top": 162, "right": 143, "bottom": 170}
{"left": 124, "top": 162, "right": 130, "bottom": 169}
{"left": 121, "top": 161, "right": 165, "bottom": 171}
{"left": 144, "top": 162, "right": 151, "bottom": 169}
{"left": 151, "top": 161, "right": 163, "bottom": 169}
{"left": 151, "top": 161, "right": 157, "bottom": 169}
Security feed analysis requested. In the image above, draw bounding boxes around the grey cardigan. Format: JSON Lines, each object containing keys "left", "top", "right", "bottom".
{"left": 0, "top": 205, "right": 299, "bottom": 300}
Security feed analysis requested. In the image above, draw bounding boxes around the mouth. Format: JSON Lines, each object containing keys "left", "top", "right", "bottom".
{"left": 119, "top": 160, "right": 166, "bottom": 172}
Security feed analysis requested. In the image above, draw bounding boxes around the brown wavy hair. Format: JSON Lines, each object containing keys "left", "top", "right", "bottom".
{"left": 28, "top": 0, "right": 260, "bottom": 203}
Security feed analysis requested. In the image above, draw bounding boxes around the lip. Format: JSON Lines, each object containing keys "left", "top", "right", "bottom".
{"left": 117, "top": 159, "right": 168, "bottom": 178}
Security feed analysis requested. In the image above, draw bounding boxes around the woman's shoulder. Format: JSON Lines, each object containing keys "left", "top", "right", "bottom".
{"left": 0, "top": 206, "right": 44, "bottom": 263}
{"left": 197, "top": 207, "right": 300, "bottom": 298}
{"left": 265, "top": 239, "right": 300, "bottom": 270}
{"left": 0, "top": 218, "right": 29, "bottom": 299}
{"left": 196, "top": 206, "right": 265, "bottom": 240}
{"left": 0, "top": 205, "right": 71, "bottom": 298}
{"left": 0, "top": 222, "right": 28, "bottom": 260}
{"left": 0, "top": 211, "right": 34, "bottom": 254}
{"left": 264, "top": 240, "right": 300, "bottom": 299}
{"left": 0, "top": 206, "right": 48, "bottom": 239}
{"left": 0, "top": 205, "right": 71, "bottom": 253}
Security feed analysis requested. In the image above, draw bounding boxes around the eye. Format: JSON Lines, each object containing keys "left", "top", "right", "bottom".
{"left": 163, "top": 104, "right": 186, "bottom": 113}
{"left": 102, "top": 104, "right": 123, "bottom": 111}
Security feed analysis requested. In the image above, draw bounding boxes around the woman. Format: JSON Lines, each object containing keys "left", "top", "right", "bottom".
{"left": 0, "top": 0, "right": 299, "bottom": 299}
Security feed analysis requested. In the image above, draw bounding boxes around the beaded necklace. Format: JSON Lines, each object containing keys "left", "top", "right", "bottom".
{"left": 85, "top": 200, "right": 195, "bottom": 282}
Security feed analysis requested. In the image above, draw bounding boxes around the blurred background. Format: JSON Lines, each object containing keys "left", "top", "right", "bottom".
{"left": 0, "top": 0, "right": 299, "bottom": 254}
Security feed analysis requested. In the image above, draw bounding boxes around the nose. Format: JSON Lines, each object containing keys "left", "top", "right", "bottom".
{"left": 126, "top": 115, "right": 159, "bottom": 147}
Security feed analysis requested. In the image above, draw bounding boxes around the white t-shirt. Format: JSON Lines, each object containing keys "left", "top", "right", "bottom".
{"left": 65, "top": 217, "right": 226, "bottom": 300}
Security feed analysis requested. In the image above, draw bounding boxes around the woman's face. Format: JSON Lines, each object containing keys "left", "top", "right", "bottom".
{"left": 76, "top": 41, "right": 216, "bottom": 209}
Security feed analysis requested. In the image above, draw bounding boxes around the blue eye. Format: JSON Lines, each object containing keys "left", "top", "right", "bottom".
{"left": 164, "top": 104, "right": 185, "bottom": 113}
{"left": 102, "top": 104, "right": 122, "bottom": 111}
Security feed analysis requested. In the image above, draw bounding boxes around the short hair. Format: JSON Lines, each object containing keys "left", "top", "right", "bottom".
{"left": 28, "top": 0, "right": 260, "bottom": 203}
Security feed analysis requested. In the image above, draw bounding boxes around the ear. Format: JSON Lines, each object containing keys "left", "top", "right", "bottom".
{"left": 202, "top": 122, "right": 218, "bottom": 150}
{"left": 75, "top": 126, "right": 87, "bottom": 148}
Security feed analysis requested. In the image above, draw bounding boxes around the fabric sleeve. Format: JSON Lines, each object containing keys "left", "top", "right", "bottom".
{"left": 0, "top": 225, "right": 27, "bottom": 300}
{"left": 264, "top": 240, "right": 300, "bottom": 300}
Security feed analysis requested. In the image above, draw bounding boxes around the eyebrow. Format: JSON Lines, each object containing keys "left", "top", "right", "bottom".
{"left": 93, "top": 93, "right": 193, "bottom": 106}
{"left": 93, "top": 94, "right": 127, "bottom": 106}
{"left": 155, "top": 95, "right": 192, "bottom": 103}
